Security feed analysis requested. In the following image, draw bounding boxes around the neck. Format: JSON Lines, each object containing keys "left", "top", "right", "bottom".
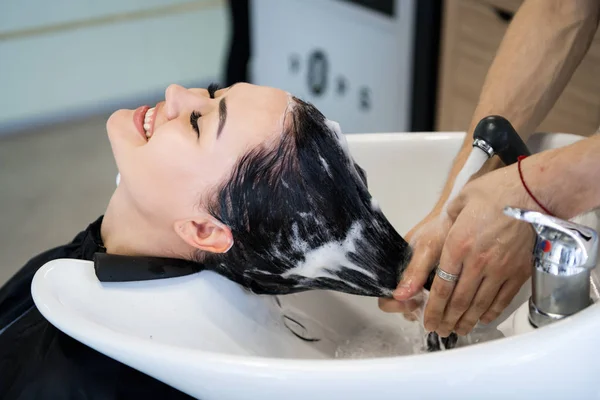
{"left": 101, "top": 187, "right": 190, "bottom": 259}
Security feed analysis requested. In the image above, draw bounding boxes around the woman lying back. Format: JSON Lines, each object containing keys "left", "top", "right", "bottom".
{"left": 0, "top": 82, "right": 412, "bottom": 399}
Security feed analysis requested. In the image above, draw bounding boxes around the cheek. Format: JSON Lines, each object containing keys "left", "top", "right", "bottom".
{"left": 136, "top": 150, "right": 190, "bottom": 209}
{"left": 128, "top": 142, "right": 216, "bottom": 218}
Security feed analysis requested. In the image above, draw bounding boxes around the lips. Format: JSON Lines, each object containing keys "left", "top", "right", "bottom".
{"left": 133, "top": 105, "right": 150, "bottom": 141}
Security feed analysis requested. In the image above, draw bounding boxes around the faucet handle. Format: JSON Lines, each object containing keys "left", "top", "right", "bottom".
{"left": 504, "top": 207, "right": 599, "bottom": 272}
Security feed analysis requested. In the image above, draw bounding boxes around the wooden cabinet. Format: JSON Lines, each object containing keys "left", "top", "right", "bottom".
{"left": 436, "top": 0, "right": 600, "bottom": 136}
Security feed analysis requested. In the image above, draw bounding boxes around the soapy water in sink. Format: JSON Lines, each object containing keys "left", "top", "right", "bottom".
{"left": 331, "top": 319, "right": 504, "bottom": 359}
{"left": 334, "top": 323, "right": 426, "bottom": 358}
{"left": 330, "top": 291, "right": 504, "bottom": 359}
{"left": 332, "top": 290, "right": 432, "bottom": 358}
{"left": 278, "top": 290, "right": 505, "bottom": 359}
{"left": 277, "top": 296, "right": 432, "bottom": 358}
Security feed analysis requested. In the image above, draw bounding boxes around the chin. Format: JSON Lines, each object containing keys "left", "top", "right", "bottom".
{"left": 107, "top": 109, "right": 143, "bottom": 147}
{"left": 106, "top": 108, "right": 127, "bottom": 127}
{"left": 106, "top": 109, "right": 127, "bottom": 138}
{"left": 105, "top": 110, "right": 133, "bottom": 174}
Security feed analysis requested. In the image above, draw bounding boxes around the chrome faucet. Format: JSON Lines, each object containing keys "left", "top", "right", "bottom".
{"left": 504, "top": 207, "right": 599, "bottom": 328}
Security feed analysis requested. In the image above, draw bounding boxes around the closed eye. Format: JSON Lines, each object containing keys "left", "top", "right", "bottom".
{"left": 190, "top": 83, "right": 220, "bottom": 137}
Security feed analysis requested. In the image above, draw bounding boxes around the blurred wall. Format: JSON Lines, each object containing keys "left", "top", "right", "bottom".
{"left": 250, "top": 0, "right": 417, "bottom": 134}
{"left": 0, "top": 0, "right": 229, "bottom": 135}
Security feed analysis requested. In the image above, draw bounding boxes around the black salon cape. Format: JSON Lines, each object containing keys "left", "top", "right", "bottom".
{"left": 0, "top": 217, "right": 195, "bottom": 400}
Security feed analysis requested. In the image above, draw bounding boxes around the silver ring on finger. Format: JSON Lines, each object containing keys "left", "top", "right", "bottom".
{"left": 436, "top": 267, "right": 460, "bottom": 283}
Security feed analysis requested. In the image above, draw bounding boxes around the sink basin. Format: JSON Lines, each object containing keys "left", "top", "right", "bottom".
{"left": 32, "top": 132, "right": 600, "bottom": 399}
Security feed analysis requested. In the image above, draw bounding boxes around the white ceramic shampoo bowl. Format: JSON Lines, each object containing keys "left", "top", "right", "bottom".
{"left": 32, "top": 132, "right": 599, "bottom": 399}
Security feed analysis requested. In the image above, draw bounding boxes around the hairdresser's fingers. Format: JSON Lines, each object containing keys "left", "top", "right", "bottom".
{"left": 423, "top": 276, "right": 459, "bottom": 333}
{"left": 435, "top": 259, "right": 485, "bottom": 336}
{"left": 403, "top": 298, "right": 423, "bottom": 321}
{"left": 378, "top": 298, "right": 417, "bottom": 314}
{"left": 423, "top": 226, "right": 470, "bottom": 332}
{"left": 394, "top": 243, "right": 441, "bottom": 300}
{"left": 378, "top": 298, "right": 420, "bottom": 322}
{"left": 445, "top": 193, "right": 467, "bottom": 222}
{"left": 403, "top": 313, "right": 417, "bottom": 322}
{"left": 480, "top": 278, "right": 524, "bottom": 324}
{"left": 437, "top": 245, "right": 500, "bottom": 334}
{"left": 378, "top": 298, "right": 399, "bottom": 313}
{"left": 454, "top": 277, "right": 504, "bottom": 335}
{"left": 396, "top": 210, "right": 453, "bottom": 300}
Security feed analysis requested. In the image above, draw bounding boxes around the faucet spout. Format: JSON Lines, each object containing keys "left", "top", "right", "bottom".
{"left": 504, "top": 207, "right": 599, "bottom": 328}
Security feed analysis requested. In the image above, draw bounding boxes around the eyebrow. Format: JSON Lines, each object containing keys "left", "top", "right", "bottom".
{"left": 216, "top": 83, "right": 239, "bottom": 139}
{"left": 217, "top": 97, "right": 227, "bottom": 139}
{"left": 217, "top": 82, "right": 240, "bottom": 139}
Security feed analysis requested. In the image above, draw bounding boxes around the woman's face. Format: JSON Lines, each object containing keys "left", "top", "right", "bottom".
{"left": 106, "top": 83, "right": 290, "bottom": 226}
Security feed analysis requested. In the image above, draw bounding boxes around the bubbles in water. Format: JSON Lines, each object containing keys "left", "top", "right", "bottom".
{"left": 333, "top": 323, "right": 427, "bottom": 359}
{"left": 459, "top": 324, "right": 504, "bottom": 346}
{"left": 331, "top": 318, "right": 505, "bottom": 359}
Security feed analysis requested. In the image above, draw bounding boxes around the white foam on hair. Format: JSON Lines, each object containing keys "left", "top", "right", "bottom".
{"left": 282, "top": 221, "right": 377, "bottom": 282}
{"left": 291, "top": 222, "right": 310, "bottom": 253}
{"left": 370, "top": 197, "right": 380, "bottom": 211}
{"left": 252, "top": 269, "right": 275, "bottom": 275}
{"left": 325, "top": 119, "right": 349, "bottom": 155}
{"left": 319, "top": 155, "right": 331, "bottom": 175}
{"left": 297, "top": 211, "right": 324, "bottom": 226}
{"left": 276, "top": 93, "right": 296, "bottom": 142}
{"left": 285, "top": 93, "right": 296, "bottom": 114}
{"left": 325, "top": 119, "right": 369, "bottom": 188}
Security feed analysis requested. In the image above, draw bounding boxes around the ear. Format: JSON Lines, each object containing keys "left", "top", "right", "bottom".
{"left": 174, "top": 216, "right": 233, "bottom": 254}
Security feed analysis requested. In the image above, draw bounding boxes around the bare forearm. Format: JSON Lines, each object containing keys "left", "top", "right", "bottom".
{"left": 433, "top": 0, "right": 600, "bottom": 212}
{"left": 526, "top": 134, "right": 600, "bottom": 219}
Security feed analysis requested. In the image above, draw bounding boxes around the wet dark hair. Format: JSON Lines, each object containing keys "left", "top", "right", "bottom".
{"left": 196, "top": 97, "right": 413, "bottom": 298}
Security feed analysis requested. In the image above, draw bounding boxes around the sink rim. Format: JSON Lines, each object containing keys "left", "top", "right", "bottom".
{"left": 32, "top": 258, "right": 600, "bottom": 371}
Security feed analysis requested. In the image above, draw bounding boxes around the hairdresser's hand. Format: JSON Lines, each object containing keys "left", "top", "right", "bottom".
{"left": 424, "top": 164, "right": 538, "bottom": 337}
{"left": 378, "top": 209, "right": 452, "bottom": 320}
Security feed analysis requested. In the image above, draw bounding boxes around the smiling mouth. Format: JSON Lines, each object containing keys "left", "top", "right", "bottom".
{"left": 143, "top": 107, "right": 156, "bottom": 139}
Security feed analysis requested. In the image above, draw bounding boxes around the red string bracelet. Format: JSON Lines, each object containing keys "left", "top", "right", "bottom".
{"left": 517, "top": 155, "right": 554, "bottom": 216}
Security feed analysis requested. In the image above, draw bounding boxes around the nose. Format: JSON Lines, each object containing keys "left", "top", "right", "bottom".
{"left": 164, "top": 84, "right": 202, "bottom": 120}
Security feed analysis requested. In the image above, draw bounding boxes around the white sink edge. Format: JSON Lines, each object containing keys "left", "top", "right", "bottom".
{"left": 32, "top": 258, "right": 600, "bottom": 371}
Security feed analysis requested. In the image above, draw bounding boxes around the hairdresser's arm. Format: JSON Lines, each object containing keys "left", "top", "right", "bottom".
{"left": 435, "top": 0, "right": 600, "bottom": 211}
{"left": 524, "top": 135, "right": 600, "bottom": 220}
{"left": 428, "top": 134, "right": 600, "bottom": 337}
{"left": 381, "top": 0, "right": 600, "bottom": 306}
